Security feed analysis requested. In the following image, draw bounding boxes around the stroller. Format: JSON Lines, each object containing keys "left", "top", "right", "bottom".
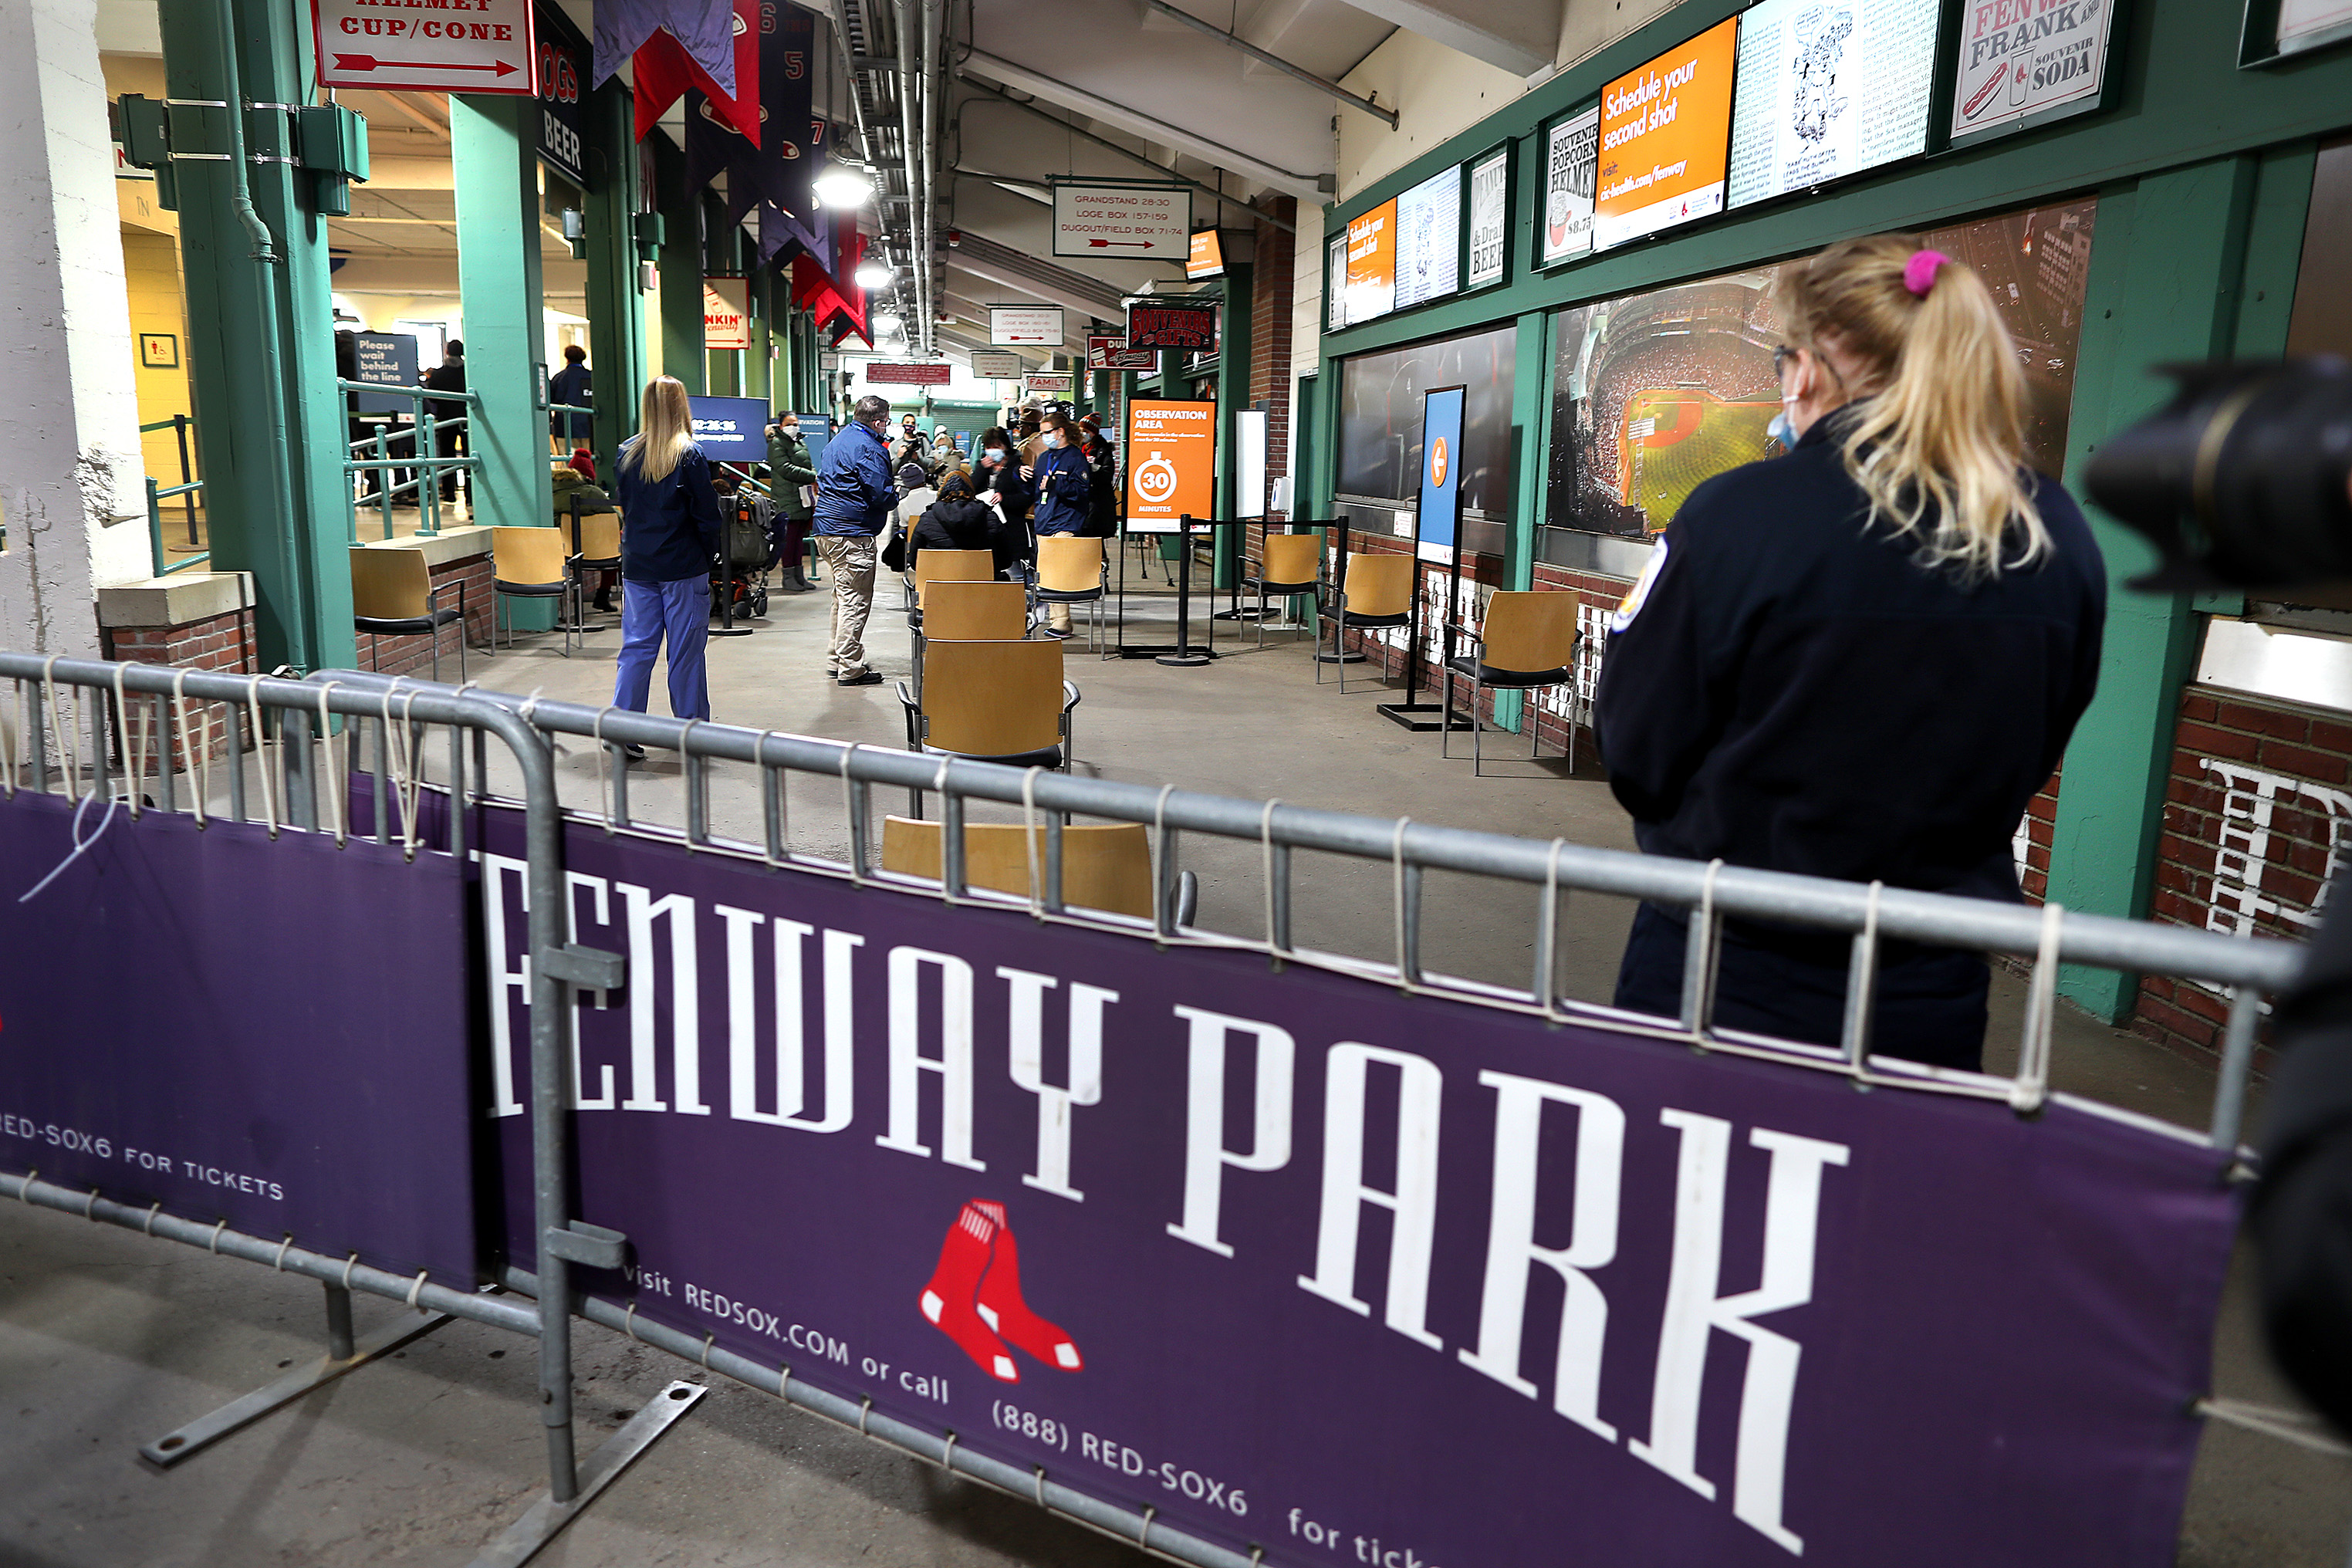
{"left": 712, "top": 492, "right": 776, "bottom": 622}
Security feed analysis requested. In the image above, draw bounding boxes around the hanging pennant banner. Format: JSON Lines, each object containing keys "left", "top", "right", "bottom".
{"left": 315, "top": 0, "right": 537, "bottom": 93}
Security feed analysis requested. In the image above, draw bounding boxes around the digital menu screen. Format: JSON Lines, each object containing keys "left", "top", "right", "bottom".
{"left": 1392, "top": 165, "right": 1461, "bottom": 310}
{"left": 1728, "top": 0, "right": 1935, "bottom": 208}
{"left": 1594, "top": 15, "right": 1740, "bottom": 251}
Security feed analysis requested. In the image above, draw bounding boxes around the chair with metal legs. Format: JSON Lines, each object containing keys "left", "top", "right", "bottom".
{"left": 1316, "top": 552, "right": 1414, "bottom": 694}
{"left": 490, "top": 526, "right": 576, "bottom": 656}
{"left": 350, "top": 546, "right": 466, "bottom": 681}
{"left": 880, "top": 816, "right": 1197, "bottom": 927}
{"left": 1239, "top": 527, "right": 1322, "bottom": 649}
{"left": 1440, "top": 590, "right": 1581, "bottom": 776}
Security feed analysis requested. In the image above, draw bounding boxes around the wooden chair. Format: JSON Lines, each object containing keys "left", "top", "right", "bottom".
{"left": 1239, "top": 529, "right": 1321, "bottom": 648}
{"left": 880, "top": 816, "right": 1194, "bottom": 926}
{"left": 906, "top": 546, "right": 995, "bottom": 624}
{"left": 1032, "top": 536, "right": 1108, "bottom": 654}
{"left": 1316, "top": 552, "right": 1414, "bottom": 694}
{"left": 561, "top": 491, "right": 622, "bottom": 629}
{"left": 911, "top": 580, "right": 1030, "bottom": 702}
{"left": 1441, "top": 590, "right": 1581, "bottom": 775}
{"left": 491, "top": 525, "right": 575, "bottom": 655}
{"left": 895, "top": 639, "right": 1080, "bottom": 814}
{"left": 351, "top": 546, "right": 466, "bottom": 681}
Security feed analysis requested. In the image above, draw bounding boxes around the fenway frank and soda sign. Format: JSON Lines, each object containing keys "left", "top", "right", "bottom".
{"left": 478, "top": 810, "right": 2233, "bottom": 1567}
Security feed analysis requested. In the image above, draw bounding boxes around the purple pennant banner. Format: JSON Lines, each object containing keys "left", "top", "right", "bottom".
{"left": 478, "top": 806, "right": 2238, "bottom": 1568}
{"left": 593, "top": 0, "right": 735, "bottom": 96}
{"left": 0, "top": 792, "right": 479, "bottom": 1283}
{"left": 685, "top": 3, "right": 819, "bottom": 227}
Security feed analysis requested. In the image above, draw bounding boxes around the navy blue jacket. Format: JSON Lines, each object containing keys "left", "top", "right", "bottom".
{"left": 615, "top": 441, "right": 725, "bottom": 583}
{"left": 814, "top": 420, "right": 895, "bottom": 536}
{"left": 1594, "top": 411, "right": 2106, "bottom": 903}
{"left": 1029, "top": 443, "right": 1093, "bottom": 536}
{"left": 548, "top": 362, "right": 592, "bottom": 441}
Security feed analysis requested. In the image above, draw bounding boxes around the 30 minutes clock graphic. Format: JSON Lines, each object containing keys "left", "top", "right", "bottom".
{"left": 1134, "top": 451, "right": 1180, "bottom": 504}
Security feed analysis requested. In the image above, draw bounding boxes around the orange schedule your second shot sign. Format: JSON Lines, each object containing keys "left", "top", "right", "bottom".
{"left": 1124, "top": 400, "right": 1216, "bottom": 533}
{"left": 1593, "top": 15, "right": 1738, "bottom": 252}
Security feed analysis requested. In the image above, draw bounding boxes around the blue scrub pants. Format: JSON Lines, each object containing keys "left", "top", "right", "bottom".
{"left": 614, "top": 573, "right": 711, "bottom": 721}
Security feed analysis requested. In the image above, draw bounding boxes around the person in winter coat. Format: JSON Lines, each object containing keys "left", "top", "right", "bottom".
{"left": 1078, "top": 414, "right": 1119, "bottom": 537}
{"left": 1593, "top": 235, "right": 2107, "bottom": 1072}
{"left": 974, "top": 426, "right": 1028, "bottom": 537}
{"left": 764, "top": 410, "right": 817, "bottom": 591}
{"left": 812, "top": 394, "right": 897, "bottom": 685}
{"left": 1026, "top": 411, "right": 1093, "bottom": 637}
{"left": 907, "top": 469, "right": 1021, "bottom": 577}
{"left": 547, "top": 343, "right": 592, "bottom": 453}
{"left": 613, "top": 376, "right": 725, "bottom": 734}
{"left": 421, "top": 340, "right": 468, "bottom": 502}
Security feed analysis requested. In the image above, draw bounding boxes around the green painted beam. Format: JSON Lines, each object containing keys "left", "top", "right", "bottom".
{"left": 2046, "top": 157, "right": 2261, "bottom": 1018}
{"left": 161, "top": 0, "right": 353, "bottom": 673}
{"left": 583, "top": 80, "right": 647, "bottom": 477}
{"left": 1491, "top": 307, "right": 1551, "bottom": 735}
{"left": 451, "top": 93, "right": 553, "bottom": 536}
{"left": 1214, "top": 267, "right": 1252, "bottom": 590}
{"left": 655, "top": 138, "right": 704, "bottom": 394}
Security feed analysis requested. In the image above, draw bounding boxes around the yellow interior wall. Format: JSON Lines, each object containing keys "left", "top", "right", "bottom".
{"left": 120, "top": 228, "right": 197, "bottom": 490}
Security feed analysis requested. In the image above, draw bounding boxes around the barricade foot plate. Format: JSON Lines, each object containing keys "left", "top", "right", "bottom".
{"left": 465, "top": 1380, "right": 708, "bottom": 1568}
{"left": 1376, "top": 701, "right": 1447, "bottom": 732}
{"left": 139, "top": 1310, "right": 456, "bottom": 1468}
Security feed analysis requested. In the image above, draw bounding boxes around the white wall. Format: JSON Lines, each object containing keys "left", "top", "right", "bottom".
{"left": 1336, "top": 31, "right": 1531, "bottom": 200}
{"left": 0, "top": 0, "right": 152, "bottom": 658}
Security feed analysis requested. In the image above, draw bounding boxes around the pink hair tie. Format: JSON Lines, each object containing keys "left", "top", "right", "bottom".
{"left": 1904, "top": 249, "right": 1952, "bottom": 298}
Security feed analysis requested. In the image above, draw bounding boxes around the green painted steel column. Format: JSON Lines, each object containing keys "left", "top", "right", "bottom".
{"left": 451, "top": 93, "right": 553, "bottom": 536}
{"left": 161, "top": 0, "right": 355, "bottom": 673}
{"left": 655, "top": 139, "right": 704, "bottom": 393}
{"left": 2046, "top": 156, "right": 2262, "bottom": 1019}
{"left": 746, "top": 267, "right": 772, "bottom": 402}
{"left": 583, "top": 79, "right": 647, "bottom": 478}
{"left": 1493, "top": 307, "right": 1552, "bottom": 734}
{"left": 1214, "top": 266, "right": 1252, "bottom": 590}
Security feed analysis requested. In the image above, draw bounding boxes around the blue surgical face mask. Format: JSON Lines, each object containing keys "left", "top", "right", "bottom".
{"left": 985, "top": 446, "right": 1006, "bottom": 460}
{"left": 1767, "top": 408, "right": 1797, "bottom": 449}
{"left": 1043, "top": 431, "right": 1063, "bottom": 449}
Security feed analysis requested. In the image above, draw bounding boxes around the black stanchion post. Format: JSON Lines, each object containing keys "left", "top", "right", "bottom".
{"left": 1155, "top": 513, "right": 1214, "bottom": 667}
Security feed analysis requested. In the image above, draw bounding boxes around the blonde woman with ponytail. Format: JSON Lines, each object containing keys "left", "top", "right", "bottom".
{"left": 611, "top": 376, "right": 725, "bottom": 738}
{"left": 1595, "top": 234, "right": 2107, "bottom": 1072}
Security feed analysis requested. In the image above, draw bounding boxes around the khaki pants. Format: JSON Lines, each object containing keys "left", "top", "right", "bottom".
{"left": 1046, "top": 601, "right": 1072, "bottom": 632}
{"left": 816, "top": 536, "right": 877, "bottom": 677}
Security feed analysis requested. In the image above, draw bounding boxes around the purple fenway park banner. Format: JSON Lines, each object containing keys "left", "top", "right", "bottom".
{"left": 478, "top": 806, "right": 2239, "bottom": 1568}
{"left": 0, "top": 791, "right": 479, "bottom": 1282}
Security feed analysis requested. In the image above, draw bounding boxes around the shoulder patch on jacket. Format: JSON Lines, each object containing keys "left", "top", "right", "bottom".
{"left": 1610, "top": 539, "right": 1669, "bottom": 634}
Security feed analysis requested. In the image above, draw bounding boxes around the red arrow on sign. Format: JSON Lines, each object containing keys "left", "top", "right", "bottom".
{"left": 1086, "top": 239, "right": 1158, "bottom": 248}
{"left": 1002, "top": 334, "right": 1048, "bottom": 341}
{"left": 333, "top": 53, "right": 519, "bottom": 76}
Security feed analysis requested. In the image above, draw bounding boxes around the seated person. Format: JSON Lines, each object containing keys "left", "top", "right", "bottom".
{"left": 907, "top": 469, "right": 1020, "bottom": 578}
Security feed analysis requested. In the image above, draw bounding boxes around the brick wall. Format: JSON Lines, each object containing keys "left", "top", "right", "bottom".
{"left": 102, "top": 604, "right": 255, "bottom": 772}
{"left": 2138, "top": 684, "right": 2352, "bottom": 1065}
{"left": 1249, "top": 196, "right": 1297, "bottom": 525}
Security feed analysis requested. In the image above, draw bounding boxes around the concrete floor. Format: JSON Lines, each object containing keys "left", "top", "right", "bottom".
{"left": 5, "top": 554, "right": 2347, "bottom": 1565}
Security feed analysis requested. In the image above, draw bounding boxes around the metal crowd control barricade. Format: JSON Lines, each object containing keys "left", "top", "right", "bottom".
{"left": 0, "top": 654, "right": 2323, "bottom": 1568}
{"left": 338, "top": 378, "right": 482, "bottom": 542}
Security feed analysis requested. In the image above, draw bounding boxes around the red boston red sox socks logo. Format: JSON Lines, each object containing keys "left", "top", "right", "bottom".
{"left": 917, "top": 1199, "right": 1083, "bottom": 1384}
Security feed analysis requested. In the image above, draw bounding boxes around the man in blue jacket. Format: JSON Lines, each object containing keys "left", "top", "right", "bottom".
{"left": 813, "top": 394, "right": 896, "bottom": 684}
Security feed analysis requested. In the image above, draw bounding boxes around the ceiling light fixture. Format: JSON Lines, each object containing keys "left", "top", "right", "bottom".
{"left": 813, "top": 164, "right": 875, "bottom": 209}
{"left": 853, "top": 257, "right": 894, "bottom": 289}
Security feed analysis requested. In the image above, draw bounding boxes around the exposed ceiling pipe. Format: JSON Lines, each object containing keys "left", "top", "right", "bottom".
{"left": 955, "top": 76, "right": 1295, "bottom": 235}
{"left": 1136, "top": 0, "right": 1397, "bottom": 127}
{"left": 920, "top": 0, "right": 947, "bottom": 357}
{"left": 892, "top": 0, "right": 922, "bottom": 352}
{"left": 823, "top": 4, "right": 894, "bottom": 335}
